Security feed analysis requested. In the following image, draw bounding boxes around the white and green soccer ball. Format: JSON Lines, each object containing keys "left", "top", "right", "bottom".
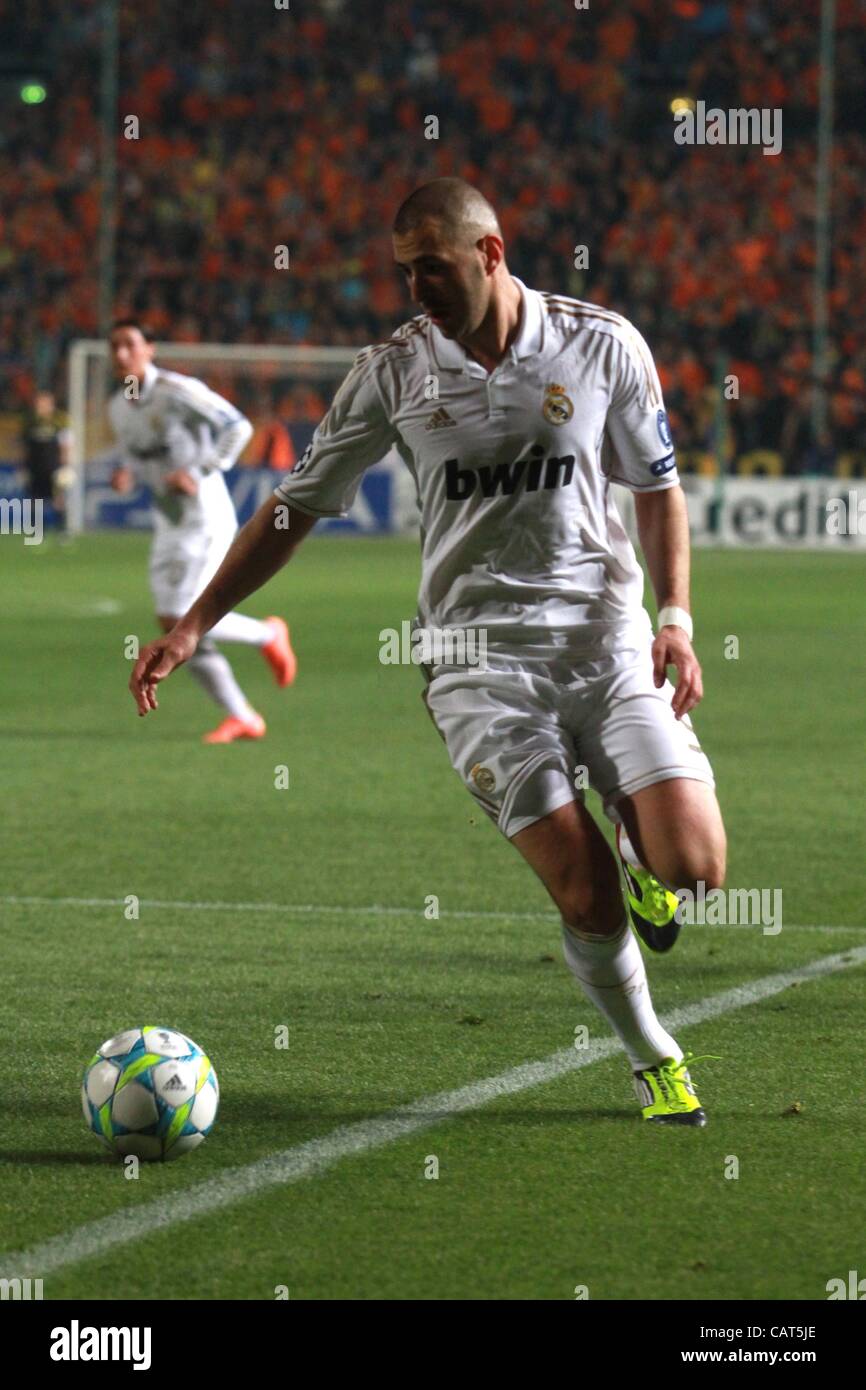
{"left": 81, "top": 1026, "right": 219, "bottom": 1161}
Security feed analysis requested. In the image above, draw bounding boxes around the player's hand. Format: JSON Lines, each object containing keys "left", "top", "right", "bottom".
{"left": 652, "top": 626, "right": 703, "bottom": 720}
{"left": 110, "top": 466, "right": 134, "bottom": 493}
{"left": 129, "top": 627, "right": 199, "bottom": 716}
{"left": 164, "top": 469, "right": 199, "bottom": 496}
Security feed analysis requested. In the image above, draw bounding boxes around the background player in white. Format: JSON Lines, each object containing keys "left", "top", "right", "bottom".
{"left": 109, "top": 319, "right": 297, "bottom": 742}
{"left": 128, "top": 180, "right": 727, "bottom": 1124}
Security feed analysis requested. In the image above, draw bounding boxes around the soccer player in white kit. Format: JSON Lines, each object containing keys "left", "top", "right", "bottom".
{"left": 129, "top": 181, "right": 727, "bottom": 1124}
{"left": 108, "top": 320, "right": 297, "bottom": 742}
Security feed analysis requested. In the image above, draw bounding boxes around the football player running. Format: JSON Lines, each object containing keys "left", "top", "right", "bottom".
{"left": 129, "top": 181, "right": 726, "bottom": 1123}
{"left": 110, "top": 319, "right": 296, "bottom": 742}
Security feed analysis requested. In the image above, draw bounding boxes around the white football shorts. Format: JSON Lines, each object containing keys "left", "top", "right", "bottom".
{"left": 422, "top": 642, "right": 715, "bottom": 840}
{"left": 149, "top": 527, "right": 236, "bottom": 616}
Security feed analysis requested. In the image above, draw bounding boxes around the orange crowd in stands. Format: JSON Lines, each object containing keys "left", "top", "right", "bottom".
{"left": 2, "top": 0, "right": 863, "bottom": 472}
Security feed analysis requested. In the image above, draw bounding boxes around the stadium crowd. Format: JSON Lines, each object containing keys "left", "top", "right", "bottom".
{"left": 2, "top": 0, "right": 864, "bottom": 471}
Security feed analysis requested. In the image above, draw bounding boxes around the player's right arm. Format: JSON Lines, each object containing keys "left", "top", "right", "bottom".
{"left": 107, "top": 397, "right": 138, "bottom": 493}
{"left": 129, "top": 348, "right": 398, "bottom": 716}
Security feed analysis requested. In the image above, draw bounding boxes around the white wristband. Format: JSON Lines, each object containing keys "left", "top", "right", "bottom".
{"left": 657, "top": 605, "right": 693, "bottom": 641}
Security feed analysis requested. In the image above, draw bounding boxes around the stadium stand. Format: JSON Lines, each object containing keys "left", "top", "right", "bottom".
{"left": 1, "top": 0, "right": 864, "bottom": 472}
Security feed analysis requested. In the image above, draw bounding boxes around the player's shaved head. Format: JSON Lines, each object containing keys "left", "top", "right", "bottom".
{"left": 393, "top": 178, "right": 500, "bottom": 250}
{"left": 392, "top": 180, "right": 510, "bottom": 343}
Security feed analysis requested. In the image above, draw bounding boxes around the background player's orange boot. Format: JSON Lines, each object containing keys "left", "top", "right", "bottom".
{"left": 202, "top": 712, "right": 266, "bottom": 744}
{"left": 261, "top": 616, "right": 297, "bottom": 687}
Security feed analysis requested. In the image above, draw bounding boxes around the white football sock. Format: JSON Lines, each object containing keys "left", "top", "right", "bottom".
{"left": 617, "top": 823, "right": 644, "bottom": 870}
{"left": 562, "top": 917, "right": 682, "bottom": 1072}
{"left": 208, "top": 612, "right": 271, "bottom": 646}
{"left": 186, "top": 642, "right": 255, "bottom": 719}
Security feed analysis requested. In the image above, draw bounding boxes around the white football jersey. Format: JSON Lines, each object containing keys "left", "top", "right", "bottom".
{"left": 274, "top": 278, "right": 680, "bottom": 655}
{"left": 108, "top": 363, "right": 251, "bottom": 537}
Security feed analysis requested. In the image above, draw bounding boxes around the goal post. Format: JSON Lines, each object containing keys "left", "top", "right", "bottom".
{"left": 53, "top": 339, "right": 866, "bottom": 551}
{"left": 66, "top": 339, "right": 420, "bottom": 536}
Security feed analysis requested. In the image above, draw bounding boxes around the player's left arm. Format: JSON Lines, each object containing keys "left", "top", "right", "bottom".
{"left": 633, "top": 485, "right": 701, "bottom": 719}
{"left": 603, "top": 324, "right": 702, "bottom": 720}
{"left": 164, "top": 379, "right": 253, "bottom": 487}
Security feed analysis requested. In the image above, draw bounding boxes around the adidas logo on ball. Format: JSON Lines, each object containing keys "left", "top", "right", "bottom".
{"left": 81, "top": 1026, "right": 219, "bottom": 1162}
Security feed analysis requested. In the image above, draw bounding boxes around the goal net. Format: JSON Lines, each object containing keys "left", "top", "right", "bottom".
{"left": 66, "top": 340, "right": 421, "bottom": 536}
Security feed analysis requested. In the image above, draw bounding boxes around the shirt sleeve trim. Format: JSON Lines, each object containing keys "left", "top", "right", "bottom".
{"left": 607, "top": 475, "right": 680, "bottom": 493}
{"left": 271, "top": 487, "right": 344, "bottom": 519}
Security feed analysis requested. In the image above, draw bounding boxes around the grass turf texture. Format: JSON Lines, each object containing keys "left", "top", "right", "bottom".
{"left": 1, "top": 532, "right": 864, "bottom": 1300}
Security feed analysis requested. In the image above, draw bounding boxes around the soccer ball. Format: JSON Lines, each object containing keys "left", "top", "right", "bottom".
{"left": 81, "top": 1026, "right": 219, "bottom": 1161}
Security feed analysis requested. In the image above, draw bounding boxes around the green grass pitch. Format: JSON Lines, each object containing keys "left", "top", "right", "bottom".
{"left": 0, "top": 530, "right": 864, "bottom": 1300}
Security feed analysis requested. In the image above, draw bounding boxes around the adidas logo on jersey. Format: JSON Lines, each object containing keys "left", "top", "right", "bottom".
{"left": 444, "top": 445, "right": 576, "bottom": 501}
{"left": 425, "top": 407, "right": 458, "bottom": 430}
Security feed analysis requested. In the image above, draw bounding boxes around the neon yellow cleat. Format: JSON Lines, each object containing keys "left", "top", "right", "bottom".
{"left": 616, "top": 825, "right": 681, "bottom": 953}
{"left": 633, "top": 1052, "right": 718, "bottom": 1126}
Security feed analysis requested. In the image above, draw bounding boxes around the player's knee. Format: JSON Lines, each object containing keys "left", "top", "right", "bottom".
{"left": 558, "top": 879, "right": 624, "bottom": 937}
{"left": 663, "top": 840, "right": 726, "bottom": 893}
{"left": 700, "top": 829, "right": 727, "bottom": 891}
{"left": 708, "top": 842, "right": 727, "bottom": 890}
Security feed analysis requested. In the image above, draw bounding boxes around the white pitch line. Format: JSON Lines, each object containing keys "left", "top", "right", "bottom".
{"left": 0, "top": 894, "right": 862, "bottom": 934}
{"left": 70, "top": 598, "right": 123, "bottom": 616}
{"left": 2, "top": 944, "right": 865, "bottom": 1281}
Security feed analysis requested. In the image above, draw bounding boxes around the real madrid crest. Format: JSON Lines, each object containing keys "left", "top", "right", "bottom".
{"left": 542, "top": 383, "right": 573, "bottom": 426}
{"left": 470, "top": 763, "right": 496, "bottom": 794}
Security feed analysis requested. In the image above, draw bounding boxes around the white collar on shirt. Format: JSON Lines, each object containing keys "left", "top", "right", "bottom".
{"left": 429, "top": 275, "right": 545, "bottom": 372}
{"left": 133, "top": 361, "right": 160, "bottom": 401}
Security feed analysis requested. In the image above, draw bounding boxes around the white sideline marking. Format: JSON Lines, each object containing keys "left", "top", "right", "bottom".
{"left": 2, "top": 944, "right": 865, "bottom": 1280}
{"left": 39, "top": 598, "right": 125, "bottom": 618}
{"left": 72, "top": 598, "right": 123, "bottom": 616}
{"left": 0, "top": 894, "right": 862, "bottom": 934}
